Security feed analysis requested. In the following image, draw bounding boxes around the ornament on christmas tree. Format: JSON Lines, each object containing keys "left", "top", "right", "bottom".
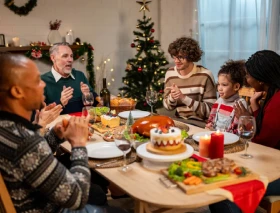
{"left": 143, "top": 65, "right": 147, "bottom": 68}
{"left": 126, "top": 64, "right": 132, "bottom": 71}
{"left": 138, "top": 67, "right": 143, "bottom": 72}
{"left": 131, "top": 43, "right": 135, "bottom": 48}
{"left": 155, "top": 61, "right": 159, "bottom": 66}
{"left": 136, "top": 25, "right": 140, "bottom": 28}
{"left": 158, "top": 50, "right": 161, "bottom": 53}
{"left": 149, "top": 39, "right": 154, "bottom": 43}
{"left": 143, "top": 33, "right": 146, "bottom": 37}
{"left": 137, "top": 47, "right": 141, "bottom": 51}
{"left": 151, "top": 29, "right": 155, "bottom": 32}
{"left": 135, "top": 37, "right": 139, "bottom": 41}
{"left": 163, "top": 60, "right": 167, "bottom": 64}
{"left": 137, "top": 0, "right": 151, "bottom": 12}
{"left": 147, "top": 38, "right": 150, "bottom": 41}
{"left": 144, "top": 102, "right": 147, "bottom": 106}
{"left": 138, "top": 57, "right": 143, "bottom": 61}
{"left": 154, "top": 45, "right": 157, "bottom": 48}
{"left": 159, "top": 89, "right": 163, "bottom": 93}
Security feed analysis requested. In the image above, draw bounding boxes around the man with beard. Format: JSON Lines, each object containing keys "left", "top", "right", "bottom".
{"left": 163, "top": 37, "right": 217, "bottom": 126}
{"left": 41, "top": 42, "right": 99, "bottom": 114}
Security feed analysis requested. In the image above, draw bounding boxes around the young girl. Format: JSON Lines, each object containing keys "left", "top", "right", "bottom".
{"left": 206, "top": 60, "right": 248, "bottom": 133}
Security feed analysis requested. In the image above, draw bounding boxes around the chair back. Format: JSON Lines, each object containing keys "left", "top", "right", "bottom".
{"left": 0, "top": 173, "right": 16, "bottom": 213}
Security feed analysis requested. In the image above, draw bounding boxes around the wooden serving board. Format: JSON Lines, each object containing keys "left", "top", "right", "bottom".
{"left": 161, "top": 170, "right": 259, "bottom": 194}
{"left": 146, "top": 143, "right": 186, "bottom": 155}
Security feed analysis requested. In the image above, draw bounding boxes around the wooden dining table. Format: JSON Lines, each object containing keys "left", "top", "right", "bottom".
{"left": 50, "top": 115, "right": 280, "bottom": 213}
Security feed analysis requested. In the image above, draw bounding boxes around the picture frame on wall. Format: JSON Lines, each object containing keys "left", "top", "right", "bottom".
{"left": 0, "top": 34, "right": 5, "bottom": 47}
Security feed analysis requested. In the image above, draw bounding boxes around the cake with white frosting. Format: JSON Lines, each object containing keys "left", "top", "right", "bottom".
{"left": 150, "top": 127, "right": 183, "bottom": 151}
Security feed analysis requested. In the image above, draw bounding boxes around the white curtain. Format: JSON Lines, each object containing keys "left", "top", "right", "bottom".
{"left": 198, "top": 0, "right": 280, "bottom": 79}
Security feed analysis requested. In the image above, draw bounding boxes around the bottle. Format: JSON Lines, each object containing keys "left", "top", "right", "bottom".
{"left": 100, "top": 78, "right": 110, "bottom": 108}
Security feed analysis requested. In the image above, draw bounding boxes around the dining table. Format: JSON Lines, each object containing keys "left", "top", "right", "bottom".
{"left": 48, "top": 114, "right": 280, "bottom": 213}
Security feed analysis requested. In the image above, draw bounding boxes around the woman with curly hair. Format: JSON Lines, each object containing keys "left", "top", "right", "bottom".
{"left": 163, "top": 37, "right": 217, "bottom": 126}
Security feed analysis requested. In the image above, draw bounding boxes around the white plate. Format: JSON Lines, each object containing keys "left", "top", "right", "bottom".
{"left": 118, "top": 110, "right": 150, "bottom": 119}
{"left": 136, "top": 143, "right": 194, "bottom": 162}
{"left": 86, "top": 142, "right": 123, "bottom": 159}
{"left": 192, "top": 131, "right": 239, "bottom": 145}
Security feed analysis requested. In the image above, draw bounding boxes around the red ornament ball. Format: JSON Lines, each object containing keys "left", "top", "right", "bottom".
{"left": 131, "top": 43, "right": 135, "bottom": 48}
{"left": 144, "top": 102, "right": 147, "bottom": 106}
{"left": 151, "top": 29, "right": 155, "bottom": 33}
{"left": 159, "top": 89, "right": 163, "bottom": 93}
{"left": 138, "top": 67, "right": 142, "bottom": 72}
{"left": 149, "top": 39, "right": 154, "bottom": 43}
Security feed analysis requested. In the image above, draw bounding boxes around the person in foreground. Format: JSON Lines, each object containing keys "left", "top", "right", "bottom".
{"left": 206, "top": 60, "right": 248, "bottom": 133}
{"left": 0, "top": 54, "right": 126, "bottom": 213}
{"left": 163, "top": 37, "right": 217, "bottom": 126}
{"left": 41, "top": 42, "right": 99, "bottom": 114}
{"left": 209, "top": 50, "right": 280, "bottom": 213}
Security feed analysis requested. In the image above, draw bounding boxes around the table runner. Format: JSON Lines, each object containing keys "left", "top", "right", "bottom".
{"left": 192, "top": 154, "right": 268, "bottom": 213}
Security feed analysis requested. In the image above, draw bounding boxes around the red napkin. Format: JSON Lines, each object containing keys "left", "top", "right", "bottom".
{"left": 191, "top": 154, "right": 266, "bottom": 213}
{"left": 69, "top": 112, "right": 82, "bottom": 117}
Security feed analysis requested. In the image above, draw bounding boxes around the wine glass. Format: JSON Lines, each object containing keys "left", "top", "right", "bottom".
{"left": 146, "top": 90, "right": 158, "bottom": 115}
{"left": 82, "top": 92, "right": 95, "bottom": 124}
{"left": 82, "top": 92, "right": 94, "bottom": 106}
{"left": 237, "top": 116, "right": 256, "bottom": 159}
{"left": 114, "top": 127, "right": 134, "bottom": 172}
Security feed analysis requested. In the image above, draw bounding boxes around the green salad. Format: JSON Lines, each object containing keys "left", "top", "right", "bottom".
{"left": 89, "top": 107, "right": 110, "bottom": 116}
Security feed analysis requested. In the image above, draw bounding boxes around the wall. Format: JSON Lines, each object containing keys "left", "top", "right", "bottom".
{"left": 0, "top": 0, "right": 195, "bottom": 95}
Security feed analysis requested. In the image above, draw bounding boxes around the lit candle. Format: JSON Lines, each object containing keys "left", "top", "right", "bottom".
{"left": 12, "top": 37, "right": 20, "bottom": 47}
{"left": 199, "top": 134, "right": 211, "bottom": 158}
{"left": 209, "top": 130, "right": 224, "bottom": 159}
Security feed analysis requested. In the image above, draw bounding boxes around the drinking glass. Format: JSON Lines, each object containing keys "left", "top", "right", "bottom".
{"left": 146, "top": 90, "right": 158, "bottom": 115}
{"left": 82, "top": 92, "right": 95, "bottom": 124}
{"left": 237, "top": 116, "right": 256, "bottom": 159}
{"left": 114, "top": 127, "right": 133, "bottom": 172}
{"left": 82, "top": 92, "right": 94, "bottom": 106}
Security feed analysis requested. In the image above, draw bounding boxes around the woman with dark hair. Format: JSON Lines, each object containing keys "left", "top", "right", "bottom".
{"left": 234, "top": 50, "right": 280, "bottom": 149}
{"left": 209, "top": 50, "right": 280, "bottom": 213}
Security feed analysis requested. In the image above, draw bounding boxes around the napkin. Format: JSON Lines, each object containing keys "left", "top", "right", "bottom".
{"left": 191, "top": 154, "right": 268, "bottom": 213}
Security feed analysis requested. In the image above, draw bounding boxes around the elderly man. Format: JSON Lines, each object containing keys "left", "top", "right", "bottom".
{"left": 0, "top": 54, "right": 126, "bottom": 213}
{"left": 41, "top": 42, "right": 98, "bottom": 114}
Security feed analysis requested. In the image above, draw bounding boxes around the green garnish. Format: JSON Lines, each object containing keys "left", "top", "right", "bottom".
{"left": 89, "top": 107, "right": 110, "bottom": 116}
{"left": 133, "top": 133, "right": 149, "bottom": 142}
{"left": 181, "top": 129, "right": 188, "bottom": 139}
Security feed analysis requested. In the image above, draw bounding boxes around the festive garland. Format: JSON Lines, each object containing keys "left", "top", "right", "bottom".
{"left": 25, "top": 43, "right": 96, "bottom": 90}
{"left": 4, "top": 0, "right": 37, "bottom": 16}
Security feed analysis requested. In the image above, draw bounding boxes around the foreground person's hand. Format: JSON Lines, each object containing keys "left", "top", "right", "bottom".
{"left": 63, "top": 115, "right": 90, "bottom": 147}
{"left": 60, "top": 86, "right": 74, "bottom": 106}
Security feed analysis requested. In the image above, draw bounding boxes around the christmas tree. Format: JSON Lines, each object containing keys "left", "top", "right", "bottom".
{"left": 119, "top": 0, "right": 169, "bottom": 112}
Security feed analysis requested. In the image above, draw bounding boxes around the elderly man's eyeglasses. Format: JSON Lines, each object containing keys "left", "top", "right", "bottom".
{"left": 171, "top": 55, "right": 186, "bottom": 61}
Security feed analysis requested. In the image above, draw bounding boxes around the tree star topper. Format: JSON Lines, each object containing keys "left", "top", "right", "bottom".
{"left": 137, "top": 0, "right": 151, "bottom": 12}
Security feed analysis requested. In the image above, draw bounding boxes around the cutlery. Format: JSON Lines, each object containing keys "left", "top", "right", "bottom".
{"left": 95, "top": 159, "right": 118, "bottom": 167}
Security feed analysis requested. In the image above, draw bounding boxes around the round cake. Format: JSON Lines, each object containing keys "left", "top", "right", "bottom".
{"left": 150, "top": 127, "right": 182, "bottom": 151}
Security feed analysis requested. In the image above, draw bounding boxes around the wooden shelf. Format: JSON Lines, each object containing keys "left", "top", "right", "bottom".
{"left": 0, "top": 45, "right": 81, "bottom": 54}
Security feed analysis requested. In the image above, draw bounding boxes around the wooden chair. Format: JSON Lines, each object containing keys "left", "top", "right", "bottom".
{"left": 259, "top": 196, "right": 280, "bottom": 213}
{"left": 0, "top": 173, "right": 16, "bottom": 213}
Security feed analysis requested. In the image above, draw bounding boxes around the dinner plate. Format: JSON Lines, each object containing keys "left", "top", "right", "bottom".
{"left": 86, "top": 142, "right": 123, "bottom": 159}
{"left": 192, "top": 131, "right": 239, "bottom": 145}
{"left": 136, "top": 143, "right": 194, "bottom": 162}
{"left": 118, "top": 110, "right": 150, "bottom": 119}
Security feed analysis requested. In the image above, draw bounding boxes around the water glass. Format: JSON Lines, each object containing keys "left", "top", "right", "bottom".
{"left": 146, "top": 90, "right": 158, "bottom": 115}
{"left": 237, "top": 116, "right": 256, "bottom": 159}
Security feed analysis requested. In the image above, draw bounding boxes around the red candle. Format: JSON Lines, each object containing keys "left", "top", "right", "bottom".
{"left": 209, "top": 130, "right": 224, "bottom": 159}
{"left": 199, "top": 134, "right": 211, "bottom": 158}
